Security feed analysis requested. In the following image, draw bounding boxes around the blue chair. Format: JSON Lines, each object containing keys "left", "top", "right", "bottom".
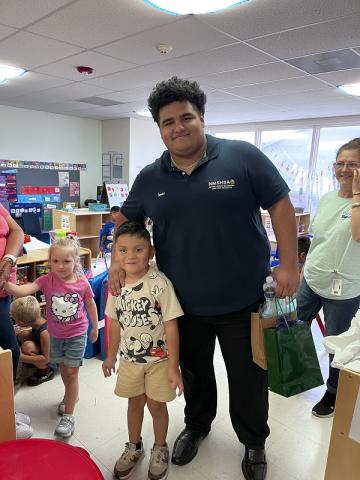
{"left": 22, "top": 212, "right": 49, "bottom": 243}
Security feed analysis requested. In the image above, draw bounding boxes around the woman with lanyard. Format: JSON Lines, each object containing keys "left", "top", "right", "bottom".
{"left": 297, "top": 138, "right": 360, "bottom": 418}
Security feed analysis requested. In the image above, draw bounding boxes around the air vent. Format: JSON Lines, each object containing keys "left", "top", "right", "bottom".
{"left": 285, "top": 49, "right": 360, "bottom": 74}
{"left": 77, "top": 96, "right": 124, "bottom": 106}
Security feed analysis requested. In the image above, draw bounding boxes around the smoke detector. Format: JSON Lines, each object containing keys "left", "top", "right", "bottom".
{"left": 76, "top": 65, "right": 94, "bottom": 75}
{"left": 157, "top": 44, "right": 173, "bottom": 55}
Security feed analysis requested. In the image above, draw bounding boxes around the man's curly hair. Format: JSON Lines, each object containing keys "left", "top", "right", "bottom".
{"left": 147, "top": 76, "right": 207, "bottom": 125}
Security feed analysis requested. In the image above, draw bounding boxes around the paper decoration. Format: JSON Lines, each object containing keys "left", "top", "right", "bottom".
{"left": 59, "top": 171, "right": 70, "bottom": 187}
{"left": 0, "top": 159, "right": 86, "bottom": 170}
{"left": 105, "top": 183, "right": 129, "bottom": 208}
{"left": 70, "top": 181, "right": 80, "bottom": 197}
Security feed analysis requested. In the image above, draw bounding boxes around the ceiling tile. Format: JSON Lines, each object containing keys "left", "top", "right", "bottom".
{"left": 225, "top": 77, "right": 331, "bottom": 98}
{"left": 95, "top": 16, "right": 235, "bottom": 65}
{"left": 27, "top": 0, "right": 176, "bottom": 48}
{"left": 34, "top": 51, "right": 137, "bottom": 81}
{"left": 153, "top": 43, "right": 275, "bottom": 79}
{"left": 286, "top": 49, "right": 360, "bottom": 75}
{"left": 93, "top": 86, "right": 151, "bottom": 103}
{"left": 0, "top": 31, "right": 83, "bottom": 70}
{"left": 0, "top": 72, "right": 70, "bottom": 99}
{"left": 0, "top": 24, "right": 17, "bottom": 40}
{"left": 85, "top": 63, "right": 171, "bottom": 91}
{"left": 315, "top": 68, "right": 360, "bottom": 86}
{"left": 191, "top": 62, "right": 305, "bottom": 89}
{"left": 199, "top": 0, "right": 360, "bottom": 41}
{"left": 248, "top": 15, "right": 360, "bottom": 60}
{"left": 6, "top": 82, "right": 114, "bottom": 108}
{"left": 0, "top": 0, "right": 71, "bottom": 28}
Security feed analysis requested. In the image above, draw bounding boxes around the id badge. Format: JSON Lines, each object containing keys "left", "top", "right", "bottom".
{"left": 331, "top": 279, "right": 342, "bottom": 296}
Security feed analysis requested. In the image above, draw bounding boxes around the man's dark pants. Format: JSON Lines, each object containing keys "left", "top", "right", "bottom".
{"left": 178, "top": 301, "right": 270, "bottom": 449}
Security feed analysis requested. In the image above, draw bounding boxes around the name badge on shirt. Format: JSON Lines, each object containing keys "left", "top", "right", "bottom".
{"left": 331, "top": 279, "right": 342, "bottom": 296}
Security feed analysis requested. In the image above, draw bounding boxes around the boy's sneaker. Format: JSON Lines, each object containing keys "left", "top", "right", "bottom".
{"left": 27, "top": 367, "right": 55, "bottom": 386}
{"left": 15, "top": 411, "right": 31, "bottom": 426}
{"left": 16, "top": 421, "right": 33, "bottom": 439}
{"left": 114, "top": 441, "right": 145, "bottom": 479}
{"left": 312, "top": 391, "right": 336, "bottom": 418}
{"left": 54, "top": 414, "right": 75, "bottom": 438}
{"left": 57, "top": 397, "right": 79, "bottom": 416}
{"left": 148, "top": 444, "right": 169, "bottom": 480}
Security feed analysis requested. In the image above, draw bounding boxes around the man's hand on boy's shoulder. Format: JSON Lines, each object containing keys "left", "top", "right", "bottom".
{"left": 108, "top": 262, "right": 125, "bottom": 296}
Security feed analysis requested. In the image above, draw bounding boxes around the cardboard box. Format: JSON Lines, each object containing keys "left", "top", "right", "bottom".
{"left": 325, "top": 369, "right": 360, "bottom": 480}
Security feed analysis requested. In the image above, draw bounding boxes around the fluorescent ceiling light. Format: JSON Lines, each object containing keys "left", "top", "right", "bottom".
{"left": 338, "top": 83, "right": 360, "bottom": 96}
{"left": 0, "top": 64, "right": 26, "bottom": 84}
{"left": 136, "top": 109, "right": 152, "bottom": 117}
{"left": 144, "top": 1, "right": 248, "bottom": 15}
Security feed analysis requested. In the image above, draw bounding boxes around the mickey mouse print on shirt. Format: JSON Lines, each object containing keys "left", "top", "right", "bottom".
{"left": 51, "top": 293, "right": 80, "bottom": 323}
{"left": 108, "top": 266, "right": 184, "bottom": 364}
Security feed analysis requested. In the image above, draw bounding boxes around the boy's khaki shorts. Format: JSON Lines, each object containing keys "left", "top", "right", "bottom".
{"left": 115, "top": 359, "right": 176, "bottom": 402}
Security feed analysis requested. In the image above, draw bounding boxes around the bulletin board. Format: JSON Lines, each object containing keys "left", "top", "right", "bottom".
{"left": 0, "top": 168, "right": 80, "bottom": 206}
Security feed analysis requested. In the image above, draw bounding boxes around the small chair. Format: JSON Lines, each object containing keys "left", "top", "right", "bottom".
{"left": 22, "top": 212, "right": 49, "bottom": 243}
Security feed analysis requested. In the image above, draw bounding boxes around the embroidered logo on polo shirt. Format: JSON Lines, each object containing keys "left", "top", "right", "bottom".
{"left": 157, "top": 192, "right": 165, "bottom": 197}
{"left": 208, "top": 179, "right": 236, "bottom": 190}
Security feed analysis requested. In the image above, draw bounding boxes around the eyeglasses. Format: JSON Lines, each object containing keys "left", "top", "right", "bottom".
{"left": 333, "top": 162, "right": 360, "bottom": 170}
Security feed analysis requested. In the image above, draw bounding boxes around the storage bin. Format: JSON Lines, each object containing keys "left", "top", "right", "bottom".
{"left": 88, "top": 203, "right": 108, "bottom": 212}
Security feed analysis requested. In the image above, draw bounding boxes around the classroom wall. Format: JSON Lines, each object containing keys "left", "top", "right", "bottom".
{"left": 128, "top": 117, "right": 164, "bottom": 186}
{"left": 101, "top": 117, "right": 130, "bottom": 184}
{"left": 0, "top": 105, "right": 102, "bottom": 204}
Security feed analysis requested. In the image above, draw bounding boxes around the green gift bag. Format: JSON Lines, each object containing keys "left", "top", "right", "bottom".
{"left": 264, "top": 321, "right": 324, "bottom": 397}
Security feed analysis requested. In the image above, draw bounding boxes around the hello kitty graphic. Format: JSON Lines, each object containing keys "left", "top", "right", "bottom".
{"left": 51, "top": 293, "right": 80, "bottom": 323}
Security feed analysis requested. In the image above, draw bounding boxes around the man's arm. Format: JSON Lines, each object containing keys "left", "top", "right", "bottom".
{"left": 102, "top": 318, "right": 121, "bottom": 377}
{"left": 108, "top": 212, "right": 129, "bottom": 295}
{"left": 163, "top": 318, "right": 183, "bottom": 395}
{"left": 268, "top": 195, "right": 299, "bottom": 297}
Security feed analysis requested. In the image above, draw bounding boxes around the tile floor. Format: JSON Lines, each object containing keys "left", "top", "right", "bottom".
{"left": 14, "top": 322, "right": 332, "bottom": 480}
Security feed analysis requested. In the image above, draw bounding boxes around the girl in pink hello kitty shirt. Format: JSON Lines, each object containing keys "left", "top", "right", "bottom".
{"left": 5, "top": 237, "right": 98, "bottom": 439}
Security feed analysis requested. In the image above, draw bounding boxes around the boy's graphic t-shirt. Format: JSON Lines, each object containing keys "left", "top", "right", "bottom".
{"left": 35, "top": 272, "right": 94, "bottom": 339}
{"left": 106, "top": 266, "right": 183, "bottom": 364}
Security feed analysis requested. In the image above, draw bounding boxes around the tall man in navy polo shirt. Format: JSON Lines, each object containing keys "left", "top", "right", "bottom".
{"left": 110, "top": 77, "right": 299, "bottom": 480}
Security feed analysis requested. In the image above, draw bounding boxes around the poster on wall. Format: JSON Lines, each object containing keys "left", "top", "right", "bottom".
{"left": 69, "top": 181, "right": 80, "bottom": 197}
{"left": 105, "top": 183, "right": 129, "bottom": 208}
{"left": 59, "top": 171, "right": 70, "bottom": 187}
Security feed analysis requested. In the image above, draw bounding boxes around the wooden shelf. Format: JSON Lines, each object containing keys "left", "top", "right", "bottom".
{"left": 52, "top": 209, "right": 111, "bottom": 256}
{"left": 261, "top": 212, "right": 310, "bottom": 237}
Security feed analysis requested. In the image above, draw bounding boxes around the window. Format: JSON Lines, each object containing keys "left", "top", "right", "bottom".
{"left": 260, "top": 129, "right": 313, "bottom": 209}
{"left": 215, "top": 131, "right": 255, "bottom": 144}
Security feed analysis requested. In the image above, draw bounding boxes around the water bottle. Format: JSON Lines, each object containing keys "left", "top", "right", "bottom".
{"left": 260, "top": 276, "right": 277, "bottom": 318}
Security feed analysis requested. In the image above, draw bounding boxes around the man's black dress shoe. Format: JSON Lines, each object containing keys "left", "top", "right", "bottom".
{"left": 171, "top": 428, "right": 207, "bottom": 465}
{"left": 241, "top": 447, "right": 267, "bottom": 480}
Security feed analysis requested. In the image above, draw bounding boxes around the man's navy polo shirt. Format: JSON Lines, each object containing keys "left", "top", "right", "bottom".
{"left": 121, "top": 134, "right": 289, "bottom": 316}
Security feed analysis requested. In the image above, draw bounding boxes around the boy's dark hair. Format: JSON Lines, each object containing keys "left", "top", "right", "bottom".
{"left": 298, "top": 236, "right": 311, "bottom": 255}
{"left": 110, "top": 206, "right": 121, "bottom": 214}
{"left": 114, "top": 221, "right": 151, "bottom": 244}
{"left": 148, "top": 76, "right": 207, "bottom": 125}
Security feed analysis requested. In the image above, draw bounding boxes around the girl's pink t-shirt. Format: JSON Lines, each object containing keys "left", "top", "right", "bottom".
{"left": 0, "top": 204, "right": 17, "bottom": 297}
{"left": 35, "top": 272, "right": 94, "bottom": 339}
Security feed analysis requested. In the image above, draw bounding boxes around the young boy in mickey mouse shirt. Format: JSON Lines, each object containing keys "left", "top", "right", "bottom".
{"left": 103, "top": 221, "right": 183, "bottom": 480}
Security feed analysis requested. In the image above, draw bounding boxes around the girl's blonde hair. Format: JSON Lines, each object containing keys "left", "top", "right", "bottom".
{"left": 48, "top": 237, "right": 83, "bottom": 277}
{"left": 11, "top": 296, "right": 40, "bottom": 326}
